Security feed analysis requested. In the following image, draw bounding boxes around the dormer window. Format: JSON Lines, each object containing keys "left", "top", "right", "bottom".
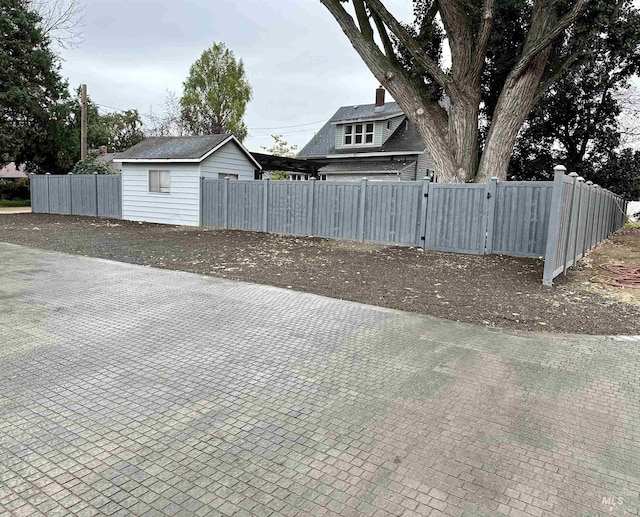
{"left": 344, "top": 123, "right": 375, "bottom": 146}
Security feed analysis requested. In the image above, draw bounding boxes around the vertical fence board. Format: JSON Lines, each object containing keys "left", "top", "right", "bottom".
{"left": 71, "top": 174, "right": 98, "bottom": 216}
{"left": 96, "top": 175, "right": 122, "bottom": 218}
{"left": 30, "top": 175, "right": 49, "bottom": 213}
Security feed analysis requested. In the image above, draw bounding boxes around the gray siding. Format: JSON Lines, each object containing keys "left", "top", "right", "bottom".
{"left": 121, "top": 163, "right": 200, "bottom": 226}
{"left": 382, "top": 115, "right": 405, "bottom": 143}
{"left": 326, "top": 173, "right": 403, "bottom": 182}
{"left": 417, "top": 151, "right": 435, "bottom": 177}
{"left": 334, "top": 122, "right": 383, "bottom": 150}
{"left": 200, "top": 141, "right": 256, "bottom": 180}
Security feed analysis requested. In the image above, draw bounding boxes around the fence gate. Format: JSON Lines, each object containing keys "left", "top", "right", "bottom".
{"left": 422, "top": 183, "right": 488, "bottom": 255}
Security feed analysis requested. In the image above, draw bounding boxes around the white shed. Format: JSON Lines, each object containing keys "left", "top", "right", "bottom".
{"left": 114, "top": 135, "right": 261, "bottom": 226}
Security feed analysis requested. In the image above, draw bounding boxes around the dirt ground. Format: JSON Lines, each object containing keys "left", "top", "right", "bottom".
{"left": 572, "top": 224, "right": 640, "bottom": 308}
{"left": 1, "top": 213, "right": 639, "bottom": 335}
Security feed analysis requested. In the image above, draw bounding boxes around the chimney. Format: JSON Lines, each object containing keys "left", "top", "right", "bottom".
{"left": 375, "top": 86, "right": 385, "bottom": 107}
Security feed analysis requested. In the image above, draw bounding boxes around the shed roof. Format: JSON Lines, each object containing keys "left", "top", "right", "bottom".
{"left": 114, "top": 135, "right": 261, "bottom": 169}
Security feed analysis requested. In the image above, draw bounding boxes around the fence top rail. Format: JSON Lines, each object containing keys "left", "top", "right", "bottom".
{"left": 496, "top": 181, "right": 554, "bottom": 187}
{"left": 429, "top": 183, "right": 487, "bottom": 189}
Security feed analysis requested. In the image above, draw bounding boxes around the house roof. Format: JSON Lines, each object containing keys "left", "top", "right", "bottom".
{"left": 330, "top": 102, "right": 404, "bottom": 124}
{"left": 298, "top": 108, "right": 426, "bottom": 159}
{"left": 0, "top": 162, "right": 28, "bottom": 178}
{"left": 114, "top": 135, "right": 262, "bottom": 169}
{"left": 251, "top": 152, "right": 327, "bottom": 174}
{"left": 320, "top": 160, "right": 416, "bottom": 174}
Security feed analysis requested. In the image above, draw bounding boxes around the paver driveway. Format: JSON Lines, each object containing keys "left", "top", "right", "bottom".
{"left": 0, "top": 243, "right": 638, "bottom": 517}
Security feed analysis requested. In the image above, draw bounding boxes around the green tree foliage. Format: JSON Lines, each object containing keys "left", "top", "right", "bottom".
{"left": 508, "top": 0, "right": 640, "bottom": 196}
{"left": 260, "top": 135, "right": 299, "bottom": 180}
{"left": 0, "top": 178, "right": 31, "bottom": 200}
{"left": 89, "top": 109, "right": 144, "bottom": 152}
{"left": 180, "top": 42, "right": 252, "bottom": 141}
{"left": 0, "top": 0, "right": 72, "bottom": 173}
{"left": 71, "top": 158, "right": 115, "bottom": 175}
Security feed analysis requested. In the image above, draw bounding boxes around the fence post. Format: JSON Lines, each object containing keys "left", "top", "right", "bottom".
{"left": 68, "top": 173, "right": 74, "bottom": 215}
{"left": 583, "top": 181, "right": 593, "bottom": 256}
{"left": 542, "top": 165, "right": 566, "bottom": 286}
{"left": 94, "top": 172, "right": 99, "bottom": 217}
{"left": 358, "top": 178, "right": 368, "bottom": 242}
{"left": 198, "top": 176, "right": 204, "bottom": 227}
{"left": 593, "top": 185, "right": 602, "bottom": 245}
{"left": 262, "top": 179, "right": 269, "bottom": 232}
{"left": 223, "top": 176, "right": 230, "bottom": 229}
{"left": 572, "top": 176, "right": 585, "bottom": 263}
{"left": 562, "top": 172, "right": 579, "bottom": 275}
{"left": 29, "top": 173, "right": 35, "bottom": 212}
{"left": 484, "top": 177, "right": 498, "bottom": 255}
{"left": 45, "top": 173, "right": 51, "bottom": 213}
{"left": 307, "top": 178, "right": 315, "bottom": 236}
{"left": 419, "top": 176, "right": 431, "bottom": 248}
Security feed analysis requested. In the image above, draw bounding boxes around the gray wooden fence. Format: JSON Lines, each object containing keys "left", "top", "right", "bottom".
{"left": 30, "top": 170, "right": 626, "bottom": 285}
{"left": 30, "top": 173, "right": 122, "bottom": 218}
{"left": 202, "top": 171, "right": 626, "bottom": 284}
{"left": 542, "top": 166, "right": 627, "bottom": 286}
{"left": 201, "top": 178, "right": 425, "bottom": 246}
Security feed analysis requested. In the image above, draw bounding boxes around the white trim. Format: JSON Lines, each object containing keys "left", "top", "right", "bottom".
{"left": 115, "top": 158, "right": 201, "bottom": 163}
{"left": 324, "top": 150, "right": 425, "bottom": 159}
{"left": 114, "top": 135, "right": 262, "bottom": 170}
{"left": 330, "top": 113, "right": 404, "bottom": 125}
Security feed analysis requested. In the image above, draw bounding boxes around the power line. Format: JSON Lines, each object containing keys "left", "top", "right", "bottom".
{"left": 249, "top": 119, "right": 326, "bottom": 130}
{"left": 95, "top": 102, "right": 324, "bottom": 131}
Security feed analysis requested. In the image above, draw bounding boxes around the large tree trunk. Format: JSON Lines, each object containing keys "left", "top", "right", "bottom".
{"left": 477, "top": 51, "right": 550, "bottom": 182}
{"left": 447, "top": 90, "right": 480, "bottom": 182}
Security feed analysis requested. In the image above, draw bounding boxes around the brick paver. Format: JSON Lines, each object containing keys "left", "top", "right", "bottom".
{"left": 0, "top": 242, "right": 638, "bottom": 516}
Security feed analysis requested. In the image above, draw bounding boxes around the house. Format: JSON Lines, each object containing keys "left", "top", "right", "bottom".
{"left": 113, "top": 134, "right": 261, "bottom": 226}
{"left": 297, "top": 87, "right": 436, "bottom": 181}
{"left": 91, "top": 146, "right": 122, "bottom": 172}
{"left": 0, "top": 162, "right": 28, "bottom": 178}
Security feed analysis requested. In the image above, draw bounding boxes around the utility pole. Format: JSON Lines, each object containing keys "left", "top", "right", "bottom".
{"left": 80, "top": 83, "right": 88, "bottom": 161}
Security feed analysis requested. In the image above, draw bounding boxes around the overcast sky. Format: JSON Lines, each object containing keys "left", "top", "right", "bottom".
{"left": 58, "top": 0, "right": 413, "bottom": 152}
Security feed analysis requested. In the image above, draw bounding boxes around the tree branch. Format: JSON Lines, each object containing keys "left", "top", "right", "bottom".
{"left": 471, "top": 0, "right": 495, "bottom": 81}
{"left": 437, "top": 0, "right": 473, "bottom": 80}
{"left": 363, "top": 0, "right": 453, "bottom": 92}
{"left": 536, "top": 50, "right": 582, "bottom": 95}
{"left": 513, "top": 0, "right": 591, "bottom": 79}
{"left": 353, "top": 0, "right": 374, "bottom": 41}
{"left": 319, "top": 0, "right": 449, "bottom": 125}
{"left": 370, "top": 11, "right": 398, "bottom": 65}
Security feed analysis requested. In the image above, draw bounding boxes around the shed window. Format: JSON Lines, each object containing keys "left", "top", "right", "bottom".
{"left": 149, "top": 170, "right": 170, "bottom": 193}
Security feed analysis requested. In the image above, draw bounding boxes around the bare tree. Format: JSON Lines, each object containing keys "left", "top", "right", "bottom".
{"left": 145, "top": 90, "right": 188, "bottom": 137}
{"left": 29, "top": 0, "right": 85, "bottom": 49}
{"left": 320, "top": 0, "right": 601, "bottom": 182}
{"left": 615, "top": 86, "right": 640, "bottom": 148}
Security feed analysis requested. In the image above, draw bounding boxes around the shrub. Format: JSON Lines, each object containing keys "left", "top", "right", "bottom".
{"left": 0, "top": 178, "right": 30, "bottom": 201}
{"left": 71, "top": 159, "right": 115, "bottom": 175}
